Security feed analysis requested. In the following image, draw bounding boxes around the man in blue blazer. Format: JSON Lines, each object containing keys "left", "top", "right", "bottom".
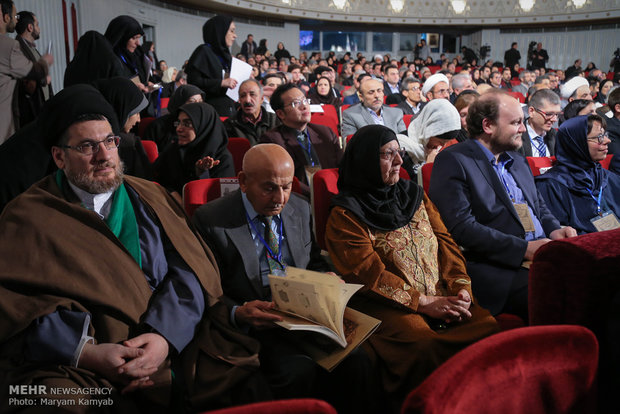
{"left": 341, "top": 78, "right": 406, "bottom": 137}
{"left": 192, "top": 144, "right": 375, "bottom": 413}
{"left": 429, "top": 91, "right": 576, "bottom": 321}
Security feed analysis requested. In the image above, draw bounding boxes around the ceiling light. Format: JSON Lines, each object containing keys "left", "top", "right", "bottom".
{"left": 452, "top": 0, "right": 466, "bottom": 13}
{"left": 390, "top": 0, "right": 405, "bottom": 13}
{"left": 519, "top": 0, "right": 535, "bottom": 11}
{"left": 572, "top": 0, "right": 586, "bottom": 7}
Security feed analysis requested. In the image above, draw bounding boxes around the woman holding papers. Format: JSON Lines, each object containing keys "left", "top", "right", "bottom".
{"left": 186, "top": 15, "right": 238, "bottom": 117}
{"left": 325, "top": 125, "right": 498, "bottom": 406}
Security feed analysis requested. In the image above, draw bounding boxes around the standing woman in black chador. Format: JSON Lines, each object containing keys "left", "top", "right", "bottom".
{"left": 186, "top": 15, "right": 239, "bottom": 117}
{"left": 104, "top": 15, "right": 153, "bottom": 94}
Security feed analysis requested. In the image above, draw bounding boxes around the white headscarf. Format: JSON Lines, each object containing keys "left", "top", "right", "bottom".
{"left": 401, "top": 99, "right": 461, "bottom": 164}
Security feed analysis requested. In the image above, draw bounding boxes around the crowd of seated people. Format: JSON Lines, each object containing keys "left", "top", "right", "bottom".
{"left": 1, "top": 4, "right": 620, "bottom": 412}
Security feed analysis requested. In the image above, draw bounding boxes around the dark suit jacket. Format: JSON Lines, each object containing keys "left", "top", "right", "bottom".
{"left": 16, "top": 36, "right": 53, "bottom": 128}
{"left": 518, "top": 125, "right": 557, "bottom": 157}
{"left": 224, "top": 108, "right": 278, "bottom": 146}
{"left": 383, "top": 81, "right": 400, "bottom": 97}
{"left": 191, "top": 190, "right": 328, "bottom": 305}
{"left": 240, "top": 40, "right": 257, "bottom": 59}
{"left": 429, "top": 139, "right": 560, "bottom": 314}
{"left": 259, "top": 123, "right": 343, "bottom": 196}
{"left": 396, "top": 100, "right": 425, "bottom": 117}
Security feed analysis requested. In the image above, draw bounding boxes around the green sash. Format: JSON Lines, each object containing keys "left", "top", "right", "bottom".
{"left": 56, "top": 170, "right": 142, "bottom": 268}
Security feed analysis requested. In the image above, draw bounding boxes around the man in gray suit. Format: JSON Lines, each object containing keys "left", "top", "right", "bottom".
{"left": 192, "top": 144, "right": 375, "bottom": 414}
{"left": 341, "top": 78, "right": 406, "bottom": 137}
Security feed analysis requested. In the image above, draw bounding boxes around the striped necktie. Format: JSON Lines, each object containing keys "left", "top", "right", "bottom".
{"left": 533, "top": 136, "right": 547, "bottom": 157}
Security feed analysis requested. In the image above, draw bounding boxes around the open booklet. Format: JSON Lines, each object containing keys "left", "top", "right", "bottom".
{"left": 268, "top": 267, "right": 381, "bottom": 371}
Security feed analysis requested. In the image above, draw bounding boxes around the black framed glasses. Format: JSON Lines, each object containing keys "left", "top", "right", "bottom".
{"left": 61, "top": 136, "right": 120, "bottom": 155}
{"left": 174, "top": 119, "right": 194, "bottom": 129}
{"left": 533, "top": 107, "right": 562, "bottom": 120}
{"left": 587, "top": 132, "right": 609, "bottom": 145}
{"left": 379, "top": 147, "right": 406, "bottom": 161}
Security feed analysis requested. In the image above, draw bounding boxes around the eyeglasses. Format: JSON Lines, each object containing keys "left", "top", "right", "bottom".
{"left": 408, "top": 86, "right": 421, "bottom": 92}
{"left": 174, "top": 119, "right": 194, "bottom": 129}
{"left": 379, "top": 147, "right": 406, "bottom": 161}
{"left": 285, "top": 98, "right": 310, "bottom": 109}
{"left": 533, "top": 107, "right": 562, "bottom": 120}
{"left": 61, "top": 136, "right": 121, "bottom": 155}
{"left": 587, "top": 132, "right": 609, "bottom": 145}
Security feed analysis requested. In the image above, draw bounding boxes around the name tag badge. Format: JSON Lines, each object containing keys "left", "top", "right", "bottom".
{"left": 304, "top": 165, "right": 322, "bottom": 185}
{"left": 513, "top": 203, "right": 535, "bottom": 233}
{"left": 591, "top": 211, "right": 620, "bottom": 232}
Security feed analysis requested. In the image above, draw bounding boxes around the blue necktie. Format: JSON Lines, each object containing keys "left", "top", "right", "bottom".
{"left": 533, "top": 136, "right": 547, "bottom": 157}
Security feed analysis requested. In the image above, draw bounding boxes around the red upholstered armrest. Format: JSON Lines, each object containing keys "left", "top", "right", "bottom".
{"left": 529, "top": 228, "right": 620, "bottom": 333}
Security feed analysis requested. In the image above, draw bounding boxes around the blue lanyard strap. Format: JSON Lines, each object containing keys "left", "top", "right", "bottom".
{"left": 498, "top": 163, "right": 515, "bottom": 202}
{"left": 119, "top": 53, "right": 139, "bottom": 75}
{"left": 586, "top": 185, "right": 604, "bottom": 216}
{"left": 245, "top": 212, "right": 284, "bottom": 266}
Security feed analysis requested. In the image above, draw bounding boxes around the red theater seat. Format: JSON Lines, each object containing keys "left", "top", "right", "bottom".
{"left": 402, "top": 325, "right": 598, "bottom": 414}
{"left": 227, "top": 137, "right": 251, "bottom": 175}
{"left": 141, "top": 140, "right": 159, "bottom": 163}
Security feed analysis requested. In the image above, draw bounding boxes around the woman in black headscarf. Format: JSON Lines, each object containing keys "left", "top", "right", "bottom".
{"left": 537, "top": 115, "right": 620, "bottom": 234}
{"left": 64, "top": 31, "right": 126, "bottom": 87}
{"left": 186, "top": 15, "right": 238, "bottom": 117}
{"left": 255, "top": 39, "right": 268, "bottom": 56}
{"left": 153, "top": 102, "right": 234, "bottom": 194}
{"left": 93, "top": 77, "right": 152, "bottom": 179}
{"left": 104, "top": 15, "right": 152, "bottom": 93}
{"left": 307, "top": 77, "right": 341, "bottom": 110}
{"left": 143, "top": 84, "right": 204, "bottom": 151}
{"left": 273, "top": 42, "right": 291, "bottom": 61}
{"left": 325, "top": 125, "right": 497, "bottom": 406}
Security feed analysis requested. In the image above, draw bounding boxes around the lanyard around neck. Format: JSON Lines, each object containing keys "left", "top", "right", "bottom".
{"left": 245, "top": 211, "right": 284, "bottom": 266}
{"left": 586, "top": 185, "right": 604, "bottom": 216}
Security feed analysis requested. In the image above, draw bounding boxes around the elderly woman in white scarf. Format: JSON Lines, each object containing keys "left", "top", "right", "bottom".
{"left": 399, "top": 98, "right": 462, "bottom": 177}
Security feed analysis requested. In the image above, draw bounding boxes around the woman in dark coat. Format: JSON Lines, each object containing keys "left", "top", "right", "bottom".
{"left": 273, "top": 42, "right": 291, "bottom": 61}
{"left": 307, "top": 77, "right": 341, "bottom": 109}
{"left": 537, "top": 115, "right": 620, "bottom": 234}
{"left": 255, "top": 38, "right": 268, "bottom": 56}
{"left": 185, "top": 15, "right": 238, "bottom": 117}
{"left": 153, "top": 102, "right": 234, "bottom": 194}
{"left": 104, "top": 15, "right": 152, "bottom": 93}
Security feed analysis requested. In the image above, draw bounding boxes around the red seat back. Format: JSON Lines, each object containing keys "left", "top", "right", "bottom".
{"left": 402, "top": 325, "right": 598, "bottom": 414}
{"left": 403, "top": 114, "right": 414, "bottom": 129}
{"left": 527, "top": 156, "right": 557, "bottom": 176}
{"left": 141, "top": 140, "right": 159, "bottom": 163}
{"left": 137, "top": 117, "right": 156, "bottom": 138}
{"left": 312, "top": 168, "right": 340, "bottom": 251}
{"left": 227, "top": 137, "right": 251, "bottom": 175}
{"left": 421, "top": 162, "right": 433, "bottom": 194}
{"left": 183, "top": 178, "right": 228, "bottom": 217}
{"left": 600, "top": 153, "right": 613, "bottom": 169}
{"left": 310, "top": 110, "right": 339, "bottom": 136}
{"left": 507, "top": 91, "right": 525, "bottom": 103}
{"left": 184, "top": 176, "right": 302, "bottom": 217}
{"left": 160, "top": 97, "right": 170, "bottom": 109}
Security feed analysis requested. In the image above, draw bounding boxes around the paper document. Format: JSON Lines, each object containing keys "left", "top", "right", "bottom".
{"left": 226, "top": 57, "right": 253, "bottom": 102}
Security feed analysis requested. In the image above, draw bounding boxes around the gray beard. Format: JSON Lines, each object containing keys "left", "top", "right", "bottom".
{"left": 66, "top": 160, "right": 125, "bottom": 194}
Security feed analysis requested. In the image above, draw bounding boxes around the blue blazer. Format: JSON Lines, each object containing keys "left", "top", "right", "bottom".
{"left": 429, "top": 139, "right": 560, "bottom": 314}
